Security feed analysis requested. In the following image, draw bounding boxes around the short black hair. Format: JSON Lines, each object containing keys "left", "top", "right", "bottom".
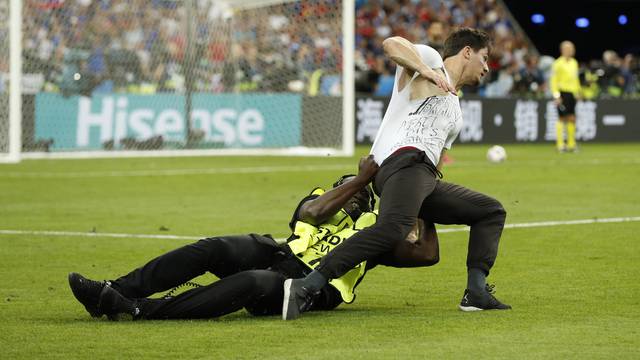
{"left": 442, "top": 28, "right": 491, "bottom": 60}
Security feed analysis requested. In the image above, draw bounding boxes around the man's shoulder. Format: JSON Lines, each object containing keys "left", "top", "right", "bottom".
{"left": 414, "top": 44, "right": 444, "bottom": 67}
{"left": 415, "top": 44, "right": 442, "bottom": 56}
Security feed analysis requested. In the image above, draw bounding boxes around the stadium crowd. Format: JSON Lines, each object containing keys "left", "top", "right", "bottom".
{"left": 17, "top": 0, "right": 343, "bottom": 95}
{"left": 2, "top": 0, "right": 638, "bottom": 98}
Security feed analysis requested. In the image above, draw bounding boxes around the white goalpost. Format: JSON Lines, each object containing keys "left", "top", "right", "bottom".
{"left": 0, "top": 0, "right": 21, "bottom": 163}
{"left": 0, "top": 0, "right": 355, "bottom": 162}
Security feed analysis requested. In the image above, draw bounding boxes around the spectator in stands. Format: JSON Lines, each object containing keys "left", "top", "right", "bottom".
{"left": 426, "top": 21, "right": 447, "bottom": 54}
{"left": 621, "top": 54, "right": 638, "bottom": 96}
{"left": 600, "top": 50, "right": 624, "bottom": 98}
{"left": 579, "top": 63, "right": 600, "bottom": 100}
{"left": 512, "top": 54, "right": 545, "bottom": 98}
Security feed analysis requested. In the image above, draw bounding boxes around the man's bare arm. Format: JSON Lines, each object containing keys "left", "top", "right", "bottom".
{"left": 299, "top": 155, "right": 378, "bottom": 225}
{"left": 382, "top": 36, "right": 455, "bottom": 93}
{"left": 382, "top": 36, "right": 425, "bottom": 89}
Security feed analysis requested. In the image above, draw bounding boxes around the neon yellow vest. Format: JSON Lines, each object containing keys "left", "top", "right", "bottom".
{"left": 287, "top": 189, "right": 377, "bottom": 303}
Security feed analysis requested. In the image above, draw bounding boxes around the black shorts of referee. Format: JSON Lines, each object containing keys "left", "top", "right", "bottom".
{"left": 558, "top": 91, "right": 576, "bottom": 117}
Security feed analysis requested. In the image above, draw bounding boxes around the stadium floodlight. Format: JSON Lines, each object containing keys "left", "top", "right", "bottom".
{"left": 575, "top": 17, "right": 590, "bottom": 28}
{"left": 3, "top": 0, "right": 355, "bottom": 162}
{"left": 531, "top": 14, "right": 545, "bottom": 25}
{"left": 618, "top": 15, "right": 628, "bottom": 25}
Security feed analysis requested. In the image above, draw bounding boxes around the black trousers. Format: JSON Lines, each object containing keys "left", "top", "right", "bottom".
{"left": 110, "top": 235, "right": 341, "bottom": 319}
{"left": 558, "top": 91, "right": 576, "bottom": 116}
{"left": 316, "top": 149, "right": 506, "bottom": 279}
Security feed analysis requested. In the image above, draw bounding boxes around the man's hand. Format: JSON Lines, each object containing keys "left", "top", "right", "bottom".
{"left": 419, "top": 66, "right": 456, "bottom": 94}
{"left": 298, "top": 156, "right": 378, "bottom": 225}
{"left": 354, "top": 155, "right": 379, "bottom": 184}
{"left": 378, "top": 219, "right": 440, "bottom": 268}
{"left": 553, "top": 96, "right": 563, "bottom": 106}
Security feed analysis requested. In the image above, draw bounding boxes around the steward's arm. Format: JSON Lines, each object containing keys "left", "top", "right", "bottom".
{"left": 298, "top": 155, "right": 378, "bottom": 225}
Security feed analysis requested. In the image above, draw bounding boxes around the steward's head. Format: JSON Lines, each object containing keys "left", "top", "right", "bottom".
{"left": 333, "top": 175, "right": 376, "bottom": 220}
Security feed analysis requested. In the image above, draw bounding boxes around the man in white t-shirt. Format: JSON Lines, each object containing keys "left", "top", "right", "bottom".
{"left": 283, "top": 28, "right": 510, "bottom": 320}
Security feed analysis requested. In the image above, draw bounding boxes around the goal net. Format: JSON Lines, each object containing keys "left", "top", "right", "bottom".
{"left": 1, "top": 0, "right": 354, "bottom": 161}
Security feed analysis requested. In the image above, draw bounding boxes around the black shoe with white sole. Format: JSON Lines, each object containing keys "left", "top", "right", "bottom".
{"left": 282, "top": 279, "right": 319, "bottom": 320}
{"left": 97, "top": 285, "right": 141, "bottom": 321}
{"left": 68, "top": 272, "right": 108, "bottom": 318}
{"left": 459, "top": 284, "right": 511, "bottom": 311}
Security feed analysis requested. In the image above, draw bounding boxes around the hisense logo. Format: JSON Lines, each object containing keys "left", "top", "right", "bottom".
{"left": 76, "top": 97, "right": 265, "bottom": 147}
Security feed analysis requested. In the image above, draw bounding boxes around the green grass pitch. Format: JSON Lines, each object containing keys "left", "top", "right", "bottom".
{"left": 1, "top": 144, "right": 639, "bottom": 359}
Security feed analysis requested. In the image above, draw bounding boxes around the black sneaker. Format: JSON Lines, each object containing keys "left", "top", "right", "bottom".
{"left": 97, "top": 285, "right": 141, "bottom": 321}
{"left": 459, "top": 284, "right": 511, "bottom": 311}
{"left": 68, "top": 272, "right": 108, "bottom": 318}
{"left": 282, "top": 279, "right": 319, "bottom": 320}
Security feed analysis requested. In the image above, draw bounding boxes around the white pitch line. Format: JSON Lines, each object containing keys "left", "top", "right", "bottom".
{"left": 437, "top": 216, "right": 640, "bottom": 233}
{"left": 1, "top": 216, "right": 639, "bottom": 241}
{"left": 0, "top": 164, "right": 354, "bottom": 178}
{"left": 450, "top": 158, "right": 640, "bottom": 167}
{"left": 3, "top": 157, "right": 640, "bottom": 179}
{"left": 0, "top": 229, "right": 200, "bottom": 240}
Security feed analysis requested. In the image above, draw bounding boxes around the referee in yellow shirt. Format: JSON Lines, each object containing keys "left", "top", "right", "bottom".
{"left": 550, "top": 41, "right": 581, "bottom": 152}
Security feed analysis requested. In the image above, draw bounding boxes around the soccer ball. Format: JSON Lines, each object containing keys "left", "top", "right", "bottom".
{"left": 486, "top": 145, "right": 507, "bottom": 163}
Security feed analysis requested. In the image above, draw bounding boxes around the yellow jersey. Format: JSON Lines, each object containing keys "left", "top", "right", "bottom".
{"left": 550, "top": 57, "right": 580, "bottom": 98}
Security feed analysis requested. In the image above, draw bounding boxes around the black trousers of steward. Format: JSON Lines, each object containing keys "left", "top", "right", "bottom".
{"left": 316, "top": 149, "right": 507, "bottom": 279}
{"left": 110, "top": 235, "right": 341, "bottom": 319}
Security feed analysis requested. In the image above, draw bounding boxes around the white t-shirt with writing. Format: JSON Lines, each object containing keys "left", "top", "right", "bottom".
{"left": 370, "top": 44, "right": 463, "bottom": 166}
